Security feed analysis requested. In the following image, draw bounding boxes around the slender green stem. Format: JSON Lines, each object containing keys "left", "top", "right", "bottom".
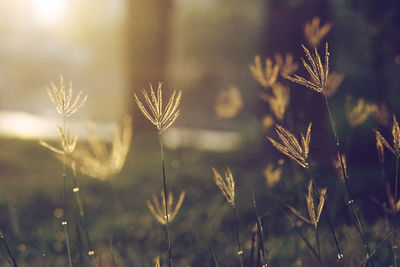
{"left": 210, "top": 246, "right": 220, "bottom": 267}
{"left": 251, "top": 187, "right": 267, "bottom": 266}
{"left": 0, "top": 230, "right": 18, "bottom": 267}
{"left": 315, "top": 226, "right": 321, "bottom": 259}
{"left": 159, "top": 137, "right": 172, "bottom": 267}
{"left": 249, "top": 230, "right": 256, "bottom": 267}
{"left": 61, "top": 116, "right": 73, "bottom": 267}
{"left": 71, "top": 172, "right": 96, "bottom": 260}
{"left": 395, "top": 157, "right": 399, "bottom": 214}
{"left": 306, "top": 168, "right": 343, "bottom": 260}
{"left": 63, "top": 223, "right": 73, "bottom": 267}
{"left": 393, "top": 157, "right": 399, "bottom": 267}
{"left": 322, "top": 93, "right": 373, "bottom": 263}
{"left": 232, "top": 205, "right": 244, "bottom": 267}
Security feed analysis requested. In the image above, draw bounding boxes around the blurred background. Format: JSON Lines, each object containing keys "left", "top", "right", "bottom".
{"left": 0, "top": 0, "right": 400, "bottom": 266}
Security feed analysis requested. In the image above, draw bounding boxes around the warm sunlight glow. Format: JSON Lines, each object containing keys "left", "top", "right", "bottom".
{"left": 31, "top": 0, "right": 66, "bottom": 27}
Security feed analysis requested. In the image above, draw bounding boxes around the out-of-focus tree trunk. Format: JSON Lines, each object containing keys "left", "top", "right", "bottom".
{"left": 126, "top": 0, "right": 173, "bottom": 130}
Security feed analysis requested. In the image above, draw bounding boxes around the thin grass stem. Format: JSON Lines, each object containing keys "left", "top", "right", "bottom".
{"left": 322, "top": 93, "right": 373, "bottom": 263}
{"left": 252, "top": 187, "right": 267, "bottom": 266}
{"left": 210, "top": 246, "right": 220, "bottom": 267}
{"left": 61, "top": 117, "right": 73, "bottom": 267}
{"left": 63, "top": 222, "right": 73, "bottom": 267}
{"left": 306, "top": 168, "right": 343, "bottom": 261}
{"left": 232, "top": 205, "right": 244, "bottom": 267}
{"left": 315, "top": 227, "right": 321, "bottom": 259}
{"left": 275, "top": 201, "right": 323, "bottom": 264}
{"left": 159, "top": 137, "right": 172, "bottom": 267}
{"left": 393, "top": 157, "right": 399, "bottom": 267}
{"left": 0, "top": 231, "right": 17, "bottom": 267}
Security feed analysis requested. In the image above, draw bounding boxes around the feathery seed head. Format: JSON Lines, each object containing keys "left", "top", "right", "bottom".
{"left": 386, "top": 182, "right": 400, "bottom": 213}
{"left": 70, "top": 114, "right": 133, "bottom": 180}
{"left": 345, "top": 96, "right": 377, "bottom": 128}
{"left": 212, "top": 167, "right": 235, "bottom": 206}
{"left": 260, "top": 82, "right": 290, "bottom": 121}
{"left": 304, "top": 17, "right": 331, "bottom": 47}
{"left": 40, "top": 126, "right": 77, "bottom": 156}
{"left": 333, "top": 152, "right": 348, "bottom": 180}
{"left": 284, "top": 43, "right": 329, "bottom": 94}
{"left": 47, "top": 75, "right": 87, "bottom": 117}
{"left": 147, "top": 191, "right": 185, "bottom": 225}
{"left": 250, "top": 56, "right": 279, "bottom": 89}
{"left": 215, "top": 86, "right": 243, "bottom": 119}
{"left": 274, "top": 53, "right": 299, "bottom": 76}
{"left": 154, "top": 256, "right": 161, "bottom": 267}
{"left": 288, "top": 180, "right": 326, "bottom": 229}
{"left": 325, "top": 71, "right": 344, "bottom": 97}
{"left": 264, "top": 164, "right": 282, "bottom": 188}
{"left": 375, "top": 132, "right": 385, "bottom": 164}
{"left": 134, "top": 82, "right": 181, "bottom": 134}
{"left": 267, "top": 123, "right": 312, "bottom": 168}
{"left": 374, "top": 114, "right": 400, "bottom": 158}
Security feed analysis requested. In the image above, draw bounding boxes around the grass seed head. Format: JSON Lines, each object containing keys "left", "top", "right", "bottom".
{"left": 250, "top": 56, "right": 279, "bottom": 89}
{"left": 147, "top": 191, "right": 185, "bottom": 225}
{"left": 40, "top": 126, "right": 77, "bottom": 156}
{"left": 214, "top": 86, "right": 243, "bottom": 119}
{"left": 288, "top": 180, "right": 326, "bottom": 229}
{"left": 325, "top": 71, "right": 344, "bottom": 97}
{"left": 304, "top": 17, "right": 332, "bottom": 47}
{"left": 264, "top": 164, "right": 282, "bottom": 188}
{"left": 71, "top": 114, "right": 133, "bottom": 180}
{"left": 284, "top": 43, "right": 329, "bottom": 94}
{"left": 212, "top": 167, "right": 235, "bottom": 206}
{"left": 374, "top": 114, "right": 400, "bottom": 158}
{"left": 260, "top": 82, "right": 290, "bottom": 121}
{"left": 267, "top": 123, "right": 312, "bottom": 168}
{"left": 345, "top": 96, "right": 377, "bottom": 128}
{"left": 47, "top": 75, "right": 87, "bottom": 117}
{"left": 134, "top": 82, "right": 181, "bottom": 134}
{"left": 333, "top": 152, "right": 348, "bottom": 180}
{"left": 274, "top": 52, "right": 299, "bottom": 76}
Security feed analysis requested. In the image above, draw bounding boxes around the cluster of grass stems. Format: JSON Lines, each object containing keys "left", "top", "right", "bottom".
{"left": 1, "top": 16, "right": 400, "bottom": 267}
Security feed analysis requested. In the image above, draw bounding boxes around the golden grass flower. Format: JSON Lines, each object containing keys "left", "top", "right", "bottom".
{"left": 40, "top": 126, "right": 77, "bottom": 156}
{"left": 373, "top": 102, "right": 390, "bottom": 127}
{"left": 376, "top": 132, "right": 385, "bottom": 164}
{"left": 267, "top": 123, "right": 312, "bottom": 168}
{"left": 154, "top": 256, "right": 161, "bottom": 267}
{"left": 264, "top": 164, "right": 282, "bottom": 188}
{"left": 345, "top": 96, "right": 377, "bottom": 127}
{"left": 262, "top": 115, "right": 274, "bottom": 131}
{"left": 288, "top": 180, "right": 327, "bottom": 229}
{"left": 325, "top": 71, "right": 344, "bottom": 97}
{"left": 71, "top": 114, "right": 132, "bottom": 180}
{"left": 47, "top": 75, "right": 88, "bottom": 117}
{"left": 260, "top": 82, "right": 290, "bottom": 121}
{"left": 250, "top": 56, "right": 279, "bottom": 88}
{"left": 134, "top": 82, "right": 181, "bottom": 134}
{"left": 304, "top": 17, "right": 332, "bottom": 47}
{"left": 386, "top": 182, "right": 400, "bottom": 213}
{"left": 212, "top": 167, "right": 235, "bottom": 206}
{"left": 333, "top": 152, "right": 348, "bottom": 180}
{"left": 147, "top": 191, "right": 185, "bottom": 225}
{"left": 285, "top": 43, "right": 329, "bottom": 94}
{"left": 274, "top": 53, "right": 299, "bottom": 76}
{"left": 374, "top": 114, "right": 400, "bottom": 158}
{"left": 214, "top": 86, "right": 243, "bottom": 119}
